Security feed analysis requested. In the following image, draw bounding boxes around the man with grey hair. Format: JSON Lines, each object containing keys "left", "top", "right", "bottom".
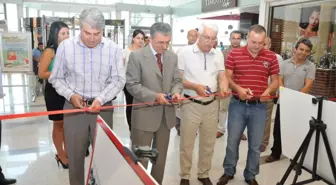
{"left": 175, "top": 28, "right": 199, "bottom": 136}
{"left": 49, "top": 8, "right": 125, "bottom": 185}
{"left": 178, "top": 22, "right": 229, "bottom": 185}
{"left": 126, "top": 22, "right": 183, "bottom": 184}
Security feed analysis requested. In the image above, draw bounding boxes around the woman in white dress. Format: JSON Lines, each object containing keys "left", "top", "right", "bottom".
{"left": 123, "top": 29, "right": 145, "bottom": 131}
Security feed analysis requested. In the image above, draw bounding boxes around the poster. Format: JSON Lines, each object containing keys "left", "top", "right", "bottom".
{"left": 0, "top": 33, "right": 32, "bottom": 72}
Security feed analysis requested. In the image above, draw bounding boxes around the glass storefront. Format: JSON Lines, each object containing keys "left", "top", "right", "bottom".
{"left": 268, "top": 0, "right": 336, "bottom": 67}
{"left": 268, "top": 0, "right": 336, "bottom": 98}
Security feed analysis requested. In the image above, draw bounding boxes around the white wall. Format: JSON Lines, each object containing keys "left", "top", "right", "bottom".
{"left": 6, "top": 4, "right": 18, "bottom": 32}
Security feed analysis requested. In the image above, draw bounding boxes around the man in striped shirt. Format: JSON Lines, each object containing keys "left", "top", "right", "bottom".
{"left": 49, "top": 8, "right": 125, "bottom": 185}
{"left": 217, "top": 25, "right": 279, "bottom": 185}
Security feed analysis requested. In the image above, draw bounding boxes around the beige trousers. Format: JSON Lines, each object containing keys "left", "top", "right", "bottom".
{"left": 180, "top": 99, "right": 219, "bottom": 179}
{"left": 262, "top": 101, "right": 274, "bottom": 147}
{"left": 218, "top": 96, "right": 231, "bottom": 133}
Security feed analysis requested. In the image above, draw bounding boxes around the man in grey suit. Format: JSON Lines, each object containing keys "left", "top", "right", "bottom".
{"left": 126, "top": 22, "right": 183, "bottom": 184}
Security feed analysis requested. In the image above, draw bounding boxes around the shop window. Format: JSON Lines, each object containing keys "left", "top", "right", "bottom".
{"left": 269, "top": 1, "right": 336, "bottom": 98}
{"left": 269, "top": 1, "right": 336, "bottom": 65}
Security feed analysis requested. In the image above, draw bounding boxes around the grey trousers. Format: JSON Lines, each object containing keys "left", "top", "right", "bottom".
{"left": 131, "top": 118, "right": 170, "bottom": 184}
{"left": 63, "top": 101, "right": 113, "bottom": 185}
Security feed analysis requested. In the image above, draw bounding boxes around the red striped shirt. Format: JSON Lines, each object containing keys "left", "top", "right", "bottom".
{"left": 225, "top": 46, "right": 279, "bottom": 96}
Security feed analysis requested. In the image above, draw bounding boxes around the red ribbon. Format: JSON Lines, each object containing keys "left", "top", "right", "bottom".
{"left": 0, "top": 92, "right": 333, "bottom": 121}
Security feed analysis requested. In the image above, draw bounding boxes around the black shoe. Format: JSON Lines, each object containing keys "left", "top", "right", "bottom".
{"left": 198, "top": 177, "right": 213, "bottom": 185}
{"left": 180, "top": 179, "right": 190, "bottom": 185}
{"left": 245, "top": 179, "right": 258, "bottom": 185}
{"left": 55, "top": 155, "right": 68, "bottom": 169}
{"left": 0, "top": 178, "right": 17, "bottom": 184}
{"left": 217, "top": 174, "right": 234, "bottom": 185}
{"left": 86, "top": 148, "right": 90, "bottom": 157}
{"left": 265, "top": 155, "right": 280, "bottom": 163}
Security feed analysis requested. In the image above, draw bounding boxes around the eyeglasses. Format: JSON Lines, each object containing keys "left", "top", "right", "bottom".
{"left": 202, "top": 35, "right": 217, "bottom": 43}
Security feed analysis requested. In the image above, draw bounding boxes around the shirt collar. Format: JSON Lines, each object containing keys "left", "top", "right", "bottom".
{"left": 149, "top": 43, "right": 158, "bottom": 56}
{"left": 192, "top": 43, "right": 216, "bottom": 55}
{"left": 75, "top": 34, "right": 106, "bottom": 48}
{"left": 242, "top": 45, "right": 266, "bottom": 56}
{"left": 288, "top": 57, "right": 310, "bottom": 65}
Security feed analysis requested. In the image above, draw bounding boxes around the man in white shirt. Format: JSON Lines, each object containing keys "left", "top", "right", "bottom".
{"left": 175, "top": 28, "right": 199, "bottom": 136}
{"left": 178, "top": 23, "right": 229, "bottom": 185}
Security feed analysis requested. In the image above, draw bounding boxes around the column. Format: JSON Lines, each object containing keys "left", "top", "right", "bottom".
{"left": 26, "top": 7, "right": 29, "bottom": 18}
{"left": 3, "top": 3, "right": 7, "bottom": 20}
{"left": 116, "top": 10, "right": 121, "bottom": 20}
{"left": 155, "top": 14, "right": 163, "bottom": 23}
{"left": 17, "top": 3, "right": 23, "bottom": 32}
{"left": 258, "top": 0, "right": 267, "bottom": 27}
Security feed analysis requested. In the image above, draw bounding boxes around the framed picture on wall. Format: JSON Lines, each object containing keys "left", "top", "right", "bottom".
{"left": 299, "top": 6, "right": 320, "bottom": 38}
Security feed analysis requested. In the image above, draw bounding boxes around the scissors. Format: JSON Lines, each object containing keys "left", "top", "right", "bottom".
{"left": 205, "top": 86, "right": 212, "bottom": 95}
{"left": 165, "top": 93, "right": 173, "bottom": 101}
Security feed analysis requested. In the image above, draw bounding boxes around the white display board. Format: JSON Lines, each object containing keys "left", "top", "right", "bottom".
{"left": 280, "top": 87, "right": 336, "bottom": 184}
{"left": 86, "top": 116, "right": 158, "bottom": 185}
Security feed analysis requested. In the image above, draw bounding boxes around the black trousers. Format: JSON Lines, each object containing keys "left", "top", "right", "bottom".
{"left": 0, "top": 120, "right": 5, "bottom": 180}
{"left": 123, "top": 87, "right": 133, "bottom": 131}
{"left": 270, "top": 103, "right": 282, "bottom": 158}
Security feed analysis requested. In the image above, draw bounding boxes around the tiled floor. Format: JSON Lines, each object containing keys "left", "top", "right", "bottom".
{"left": 0, "top": 73, "right": 329, "bottom": 185}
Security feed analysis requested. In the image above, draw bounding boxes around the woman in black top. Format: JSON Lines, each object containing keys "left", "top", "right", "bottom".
{"left": 39, "top": 21, "right": 69, "bottom": 169}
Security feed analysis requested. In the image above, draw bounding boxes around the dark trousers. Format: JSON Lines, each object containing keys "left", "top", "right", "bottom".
{"left": 0, "top": 120, "right": 5, "bottom": 180}
{"left": 270, "top": 104, "right": 282, "bottom": 158}
{"left": 124, "top": 87, "right": 133, "bottom": 131}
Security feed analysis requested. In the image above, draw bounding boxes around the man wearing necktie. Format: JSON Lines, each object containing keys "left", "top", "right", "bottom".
{"left": 126, "top": 22, "right": 183, "bottom": 184}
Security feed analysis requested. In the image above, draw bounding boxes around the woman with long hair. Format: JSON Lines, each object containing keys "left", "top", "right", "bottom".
{"left": 123, "top": 29, "right": 145, "bottom": 131}
{"left": 39, "top": 21, "right": 69, "bottom": 169}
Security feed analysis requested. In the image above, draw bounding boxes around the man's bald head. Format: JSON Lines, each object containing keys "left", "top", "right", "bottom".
{"left": 187, "top": 29, "right": 198, "bottom": 45}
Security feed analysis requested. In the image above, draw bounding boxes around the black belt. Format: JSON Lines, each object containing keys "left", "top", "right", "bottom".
{"left": 184, "top": 94, "right": 215, "bottom": 105}
{"left": 233, "top": 95, "right": 262, "bottom": 105}
{"left": 85, "top": 97, "right": 116, "bottom": 106}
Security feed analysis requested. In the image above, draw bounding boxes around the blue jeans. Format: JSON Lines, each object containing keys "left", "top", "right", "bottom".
{"left": 223, "top": 97, "right": 267, "bottom": 180}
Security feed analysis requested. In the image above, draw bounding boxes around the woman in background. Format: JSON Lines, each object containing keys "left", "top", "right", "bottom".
{"left": 39, "top": 21, "right": 70, "bottom": 169}
{"left": 123, "top": 29, "right": 145, "bottom": 132}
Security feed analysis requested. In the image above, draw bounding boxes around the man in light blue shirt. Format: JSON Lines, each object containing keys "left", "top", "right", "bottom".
{"left": 49, "top": 8, "right": 125, "bottom": 185}
{"left": 32, "top": 42, "right": 43, "bottom": 74}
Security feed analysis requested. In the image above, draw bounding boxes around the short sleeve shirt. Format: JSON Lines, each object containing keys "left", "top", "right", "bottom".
{"left": 32, "top": 48, "right": 42, "bottom": 61}
{"left": 225, "top": 46, "right": 280, "bottom": 96}
{"left": 280, "top": 58, "right": 316, "bottom": 91}
{"left": 178, "top": 43, "right": 224, "bottom": 97}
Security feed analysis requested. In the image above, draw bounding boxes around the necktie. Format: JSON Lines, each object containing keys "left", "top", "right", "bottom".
{"left": 155, "top": 53, "right": 163, "bottom": 74}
